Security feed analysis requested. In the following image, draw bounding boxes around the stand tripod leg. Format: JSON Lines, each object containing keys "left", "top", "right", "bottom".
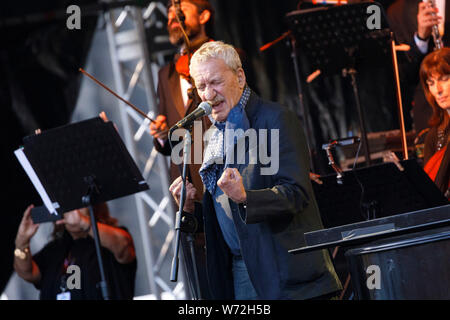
{"left": 289, "top": 37, "right": 316, "bottom": 172}
{"left": 87, "top": 204, "right": 110, "bottom": 300}
{"left": 348, "top": 71, "right": 371, "bottom": 166}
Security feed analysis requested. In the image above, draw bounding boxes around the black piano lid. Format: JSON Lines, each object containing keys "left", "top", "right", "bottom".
{"left": 290, "top": 204, "right": 450, "bottom": 254}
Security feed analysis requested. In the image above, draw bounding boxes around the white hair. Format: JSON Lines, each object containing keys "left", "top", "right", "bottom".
{"left": 189, "top": 41, "right": 242, "bottom": 73}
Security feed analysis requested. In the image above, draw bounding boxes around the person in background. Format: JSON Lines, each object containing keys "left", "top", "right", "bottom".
{"left": 14, "top": 202, "right": 136, "bottom": 300}
{"left": 419, "top": 47, "right": 450, "bottom": 199}
{"left": 387, "top": 0, "right": 448, "bottom": 134}
{"left": 150, "top": 0, "right": 214, "bottom": 192}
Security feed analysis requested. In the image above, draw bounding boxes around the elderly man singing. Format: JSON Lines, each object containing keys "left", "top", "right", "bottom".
{"left": 169, "top": 41, "right": 341, "bottom": 300}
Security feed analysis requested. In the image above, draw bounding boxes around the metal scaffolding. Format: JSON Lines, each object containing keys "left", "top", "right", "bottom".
{"left": 103, "top": 1, "right": 188, "bottom": 299}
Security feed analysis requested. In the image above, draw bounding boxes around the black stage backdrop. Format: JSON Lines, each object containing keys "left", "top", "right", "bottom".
{"left": 0, "top": 0, "right": 398, "bottom": 294}
{"left": 209, "top": 0, "right": 400, "bottom": 173}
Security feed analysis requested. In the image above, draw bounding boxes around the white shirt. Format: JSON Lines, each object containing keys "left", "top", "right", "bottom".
{"left": 157, "top": 71, "right": 192, "bottom": 147}
{"left": 180, "top": 76, "right": 192, "bottom": 108}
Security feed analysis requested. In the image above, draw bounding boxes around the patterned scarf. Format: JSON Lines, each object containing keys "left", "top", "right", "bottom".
{"left": 199, "top": 86, "right": 252, "bottom": 194}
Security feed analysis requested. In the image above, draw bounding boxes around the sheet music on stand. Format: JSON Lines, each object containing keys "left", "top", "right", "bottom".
{"left": 15, "top": 147, "right": 59, "bottom": 216}
{"left": 15, "top": 117, "right": 149, "bottom": 216}
{"left": 14, "top": 117, "right": 149, "bottom": 300}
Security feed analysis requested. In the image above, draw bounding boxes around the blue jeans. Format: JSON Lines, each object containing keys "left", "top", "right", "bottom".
{"left": 232, "top": 255, "right": 258, "bottom": 300}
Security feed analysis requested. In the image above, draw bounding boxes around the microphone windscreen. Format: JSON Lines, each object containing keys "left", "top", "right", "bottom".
{"left": 199, "top": 102, "right": 212, "bottom": 115}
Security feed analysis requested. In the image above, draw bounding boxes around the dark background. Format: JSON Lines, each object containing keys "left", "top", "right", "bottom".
{"left": 0, "top": 0, "right": 399, "bottom": 295}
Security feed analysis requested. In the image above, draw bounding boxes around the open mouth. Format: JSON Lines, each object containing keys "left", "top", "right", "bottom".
{"left": 210, "top": 100, "right": 223, "bottom": 108}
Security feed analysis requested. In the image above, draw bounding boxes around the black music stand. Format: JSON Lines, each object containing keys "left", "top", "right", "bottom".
{"left": 15, "top": 117, "right": 149, "bottom": 300}
{"left": 286, "top": 2, "right": 393, "bottom": 167}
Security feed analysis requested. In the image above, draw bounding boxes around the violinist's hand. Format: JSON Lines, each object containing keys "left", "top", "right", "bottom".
{"left": 169, "top": 177, "right": 197, "bottom": 213}
{"left": 149, "top": 115, "right": 169, "bottom": 140}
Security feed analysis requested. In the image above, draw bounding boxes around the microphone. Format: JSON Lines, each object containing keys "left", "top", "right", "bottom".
{"left": 170, "top": 102, "right": 212, "bottom": 130}
{"left": 322, "top": 136, "right": 360, "bottom": 150}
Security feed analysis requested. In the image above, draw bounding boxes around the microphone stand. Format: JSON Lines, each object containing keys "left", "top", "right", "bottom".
{"left": 259, "top": 31, "right": 316, "bottom": 172}
{"left": 289, "top": 36, "right": 316, "bottom": 172}
{"left": 82, "top": 175, "right": 110, "bottom": 300}
{"left": 169, "top": 125, "right": 201, "bottom": 299}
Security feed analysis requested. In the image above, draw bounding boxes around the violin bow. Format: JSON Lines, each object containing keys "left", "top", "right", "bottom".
{"left": 79, "top": 68, "right": 156, "bottom": 124}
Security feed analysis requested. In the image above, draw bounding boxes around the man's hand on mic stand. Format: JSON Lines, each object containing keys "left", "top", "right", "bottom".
{"left": 149, "top": 115, "right": 169, "bottom": 140}
{"left": 169, "top": 176, "right": 197, "bottom": 213}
